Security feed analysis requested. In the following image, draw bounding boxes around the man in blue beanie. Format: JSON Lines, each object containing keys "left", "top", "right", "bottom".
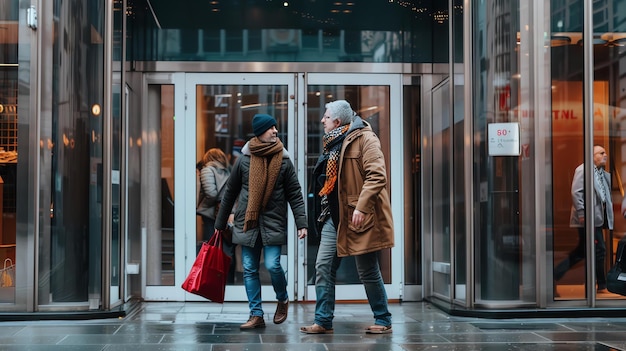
{"left": 214, "top": 113, "right": 308, "bottom": 329}
{"left": 252, "top": 114, "right": 277, "bottom": 137}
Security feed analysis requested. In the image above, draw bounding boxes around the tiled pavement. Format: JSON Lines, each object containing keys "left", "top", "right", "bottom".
{"left": 1, "top": 301, "right": 626, "bottom": 350}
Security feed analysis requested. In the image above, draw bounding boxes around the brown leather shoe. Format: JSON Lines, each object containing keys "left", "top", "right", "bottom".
{"left": 300, "top": 323, "right": 334, "bottom": 334}
{"left": 273, "top": 300, "right": 289, "bottom": 324}
{"left": 240, "top": 316, "right": 266, "bottom": 329}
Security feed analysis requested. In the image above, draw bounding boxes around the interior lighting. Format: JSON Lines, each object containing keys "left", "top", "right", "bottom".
{"left": 91, "top": 103, "right": 101, "bottom": 116}
{"left": 433, "top": 11, "right": 448, "bottom": 24}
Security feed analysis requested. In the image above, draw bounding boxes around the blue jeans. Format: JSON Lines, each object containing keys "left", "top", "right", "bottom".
{"left": 241, "top": 235, "right": 288, "bottom": 317}
{"left": 314, "top": 219, "right": 391, "bottom": 329}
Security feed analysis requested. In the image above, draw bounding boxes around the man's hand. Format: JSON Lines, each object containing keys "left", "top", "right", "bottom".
{"left": 228, "top": 214, "right": 235, "bottom": 226}
{"left": 297, "top": 228, "right": 307, "bottom": 239}
{"left": 352, "top": 209, "right": 365, "bottom": 227}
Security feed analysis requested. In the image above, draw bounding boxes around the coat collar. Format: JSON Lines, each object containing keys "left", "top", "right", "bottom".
{"left": 345, "top": 116, "right": 369, "bottom": 142}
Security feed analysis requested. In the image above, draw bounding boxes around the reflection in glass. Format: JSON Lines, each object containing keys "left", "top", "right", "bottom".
{"left": 403, "top": 84, "right": 421, "bottom": 286}
{"left": 473, "top": 0, "right": 536, "bottom": 303}
{"left": 195, "top": 84, "right": 289, "bottom": 286}
{"left": 591, "top": 0, "right": 626, "bottom": 301}
{"left": 550, "top": 0, "right": 626, "bottom": 300}
{"left": 305, "top": 85, "right": 392, "bottom": 286}
{"left": 38, "top": 0, "right": 105, "bottom": 304}
{"left": 128, "top": 0, "right": 456, "bottom": 63}
{"left": 452, "top": 0, "right": 466, "bottom": 301}
{"left": 0, "top": 0, "right": 18, "bottom": 304}
{"left": 110, "top": 0, "right": 124, "bottom": 304}
{"left": 432, "top": 81, "right": 451, "bottom": 298}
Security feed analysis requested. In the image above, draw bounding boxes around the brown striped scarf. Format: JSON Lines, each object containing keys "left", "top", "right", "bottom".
{"left": 244, "top": 137, "right": 284, "bottom": 231}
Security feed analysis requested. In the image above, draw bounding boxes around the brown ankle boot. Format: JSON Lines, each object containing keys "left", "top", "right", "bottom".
{"left": 240, "top": 315, "right": 266, "bottom": 329}
{"left": 273, "top": 300, "right": 289, "bottom": 324}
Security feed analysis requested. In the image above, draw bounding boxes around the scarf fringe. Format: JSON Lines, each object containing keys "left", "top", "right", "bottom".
{"left": 319, "top": 174, "right": 337, "bottom": 196}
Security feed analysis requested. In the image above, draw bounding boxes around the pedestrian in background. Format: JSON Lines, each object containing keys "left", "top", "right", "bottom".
{"left": 197, "top": 148, "right": 231, "bottom": 242}
{"left": 556, "top": 145, "right": 611, "bottom": 294}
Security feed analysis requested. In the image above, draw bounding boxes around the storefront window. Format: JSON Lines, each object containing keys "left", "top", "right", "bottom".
{"left": 551, "top": 0, "right": 626, "bottom": 301}
{"left": 0, "top": 0, "right": 18, "bottom": 303}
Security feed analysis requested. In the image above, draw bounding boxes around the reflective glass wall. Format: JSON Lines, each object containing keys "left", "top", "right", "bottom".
{"left": 472, "top": 0, "right": 541, "bottom": 305}
{"left": 551, "top": 0, "right": 626, "bottom": 301}
{"left": 37, "top": 0, "right": 106, "bottom": 307}
{"left": 126, "top": 0, "right": 447, "bottom": 63}
{"left": 472, "top": 0, "right": 626, "bottom": 308}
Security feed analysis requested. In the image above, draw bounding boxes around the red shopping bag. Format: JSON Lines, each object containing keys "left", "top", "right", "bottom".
{"left": 182, "top": 232, "right": 231, "bottom": 302}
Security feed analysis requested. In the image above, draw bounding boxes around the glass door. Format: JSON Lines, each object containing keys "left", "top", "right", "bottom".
{"left": 182, "top": 73, "right": 298, "bottom": 302}
{"left": 302, "top": 73, "right": 403, "bottom": 301}
{"left": 430, "top": 80, "right": 451, "bottom": 299}
{"left": 146, "top": 72, "right": 402, "bottom": 302}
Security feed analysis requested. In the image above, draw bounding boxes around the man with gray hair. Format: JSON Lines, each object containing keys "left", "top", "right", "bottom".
{"left": 301, "top": 100, "right": 394, "bottom": 334}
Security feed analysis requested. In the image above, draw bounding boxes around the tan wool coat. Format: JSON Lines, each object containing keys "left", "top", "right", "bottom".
{"left": 335, "top": 118, "right": 394, "bottom": 257}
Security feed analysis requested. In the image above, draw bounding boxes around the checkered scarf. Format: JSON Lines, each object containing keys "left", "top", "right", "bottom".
{"left": 319, "top": 125, "right": 350, "bottom": 196}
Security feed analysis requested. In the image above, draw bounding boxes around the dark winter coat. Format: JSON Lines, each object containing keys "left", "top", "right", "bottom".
{"left": 215, "top": 141, "right": 307, "bottom": 248}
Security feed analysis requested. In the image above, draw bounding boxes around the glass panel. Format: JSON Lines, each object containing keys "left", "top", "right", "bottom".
{"left": 453, "top": 0, "right": 466, "bottom": 301}
{"left": 305, "top": 85, "right": 392, "bottom": 287}
{"left": 474, "top": 0, "right": 536, "bottom": 302}
{"left": 38, "top": 0, "right": 105, "bottom": 305}
{"left": 0, "top": 0, "right": 18, "bottom": 304}
{"left": 110, "top": 0, "right": 124, "bottom": 304}
{"left": 126, "top": 83, "right": 142, "bottom": 297}
{"left": 550, "top": 0, "right": 590, "bottom": 300}
{"left": 146, "top": 85, "right": 175, "bottom": 286}
{"left": 404, "top": 83, "right": 421, "bottom": 286}
{"left": 595, "top": 0, "right": 626, "bottom": 301}
{"left": 453, "top": 80, "right": 466, "bottom": 301}
{"left": 432, "top": 81, "right": 451, "bottom": 298}
{"left": 195, "top": 84, "right": 290, "bottom": 287}
{"left": 126, "top": 1, "right": 441, "bottom": 63}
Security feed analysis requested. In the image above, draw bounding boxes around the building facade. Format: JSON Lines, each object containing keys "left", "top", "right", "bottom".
{"left": 1, "top": 0, "right": 625, "bottom": 316}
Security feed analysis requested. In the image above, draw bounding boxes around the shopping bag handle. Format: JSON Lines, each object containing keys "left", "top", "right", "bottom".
{"left": 207, "top": 231, "right": 224, "bottom": 248}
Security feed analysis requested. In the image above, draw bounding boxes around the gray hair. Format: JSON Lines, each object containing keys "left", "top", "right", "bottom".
{"left": 325, "top": 100, "right": 355, "bottom": 126}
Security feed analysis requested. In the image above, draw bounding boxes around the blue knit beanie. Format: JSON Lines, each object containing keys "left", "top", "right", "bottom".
{"left": 252, "top": 114, "right": 277, "bottom": 137}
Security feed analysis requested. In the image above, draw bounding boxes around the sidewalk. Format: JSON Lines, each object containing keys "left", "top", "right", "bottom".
{"left": 0, "top": 301, "right": 625, "bottom": 350}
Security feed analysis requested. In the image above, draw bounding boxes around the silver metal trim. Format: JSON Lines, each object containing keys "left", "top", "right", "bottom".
{"left": 448, "top": 0, "right": 455, "bottom": 304}
{"left": 433, "top": 261, "right": 451, "bottom": 274}
{"left": 102, "top": 0, "right": 114, "bottom": 309}
{"left": 583, "top": 0, "right": 596, "bottom": 307}
{"left": 463, "top": 0, "right": 474, "bottom": 310}
{"left": 533, "top": 0, "right": 551, "bottom": 308}
{"left": 132, "top": 61, "right": 442, "bottom": 74}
